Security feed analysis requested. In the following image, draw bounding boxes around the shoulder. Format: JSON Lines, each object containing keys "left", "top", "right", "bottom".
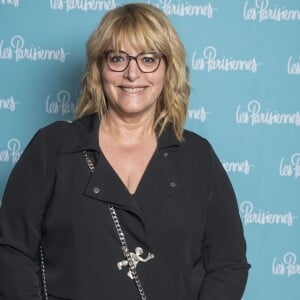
{"left": 181, "top": 129, "right": 231, "bottom": 188}
{"left": 182, "top": 129, "right": 212, "bottom": 154}
{"left": 33, "top": 114, "right": 99, "bottom": 154}
{"left": 24, "top": 120, "right": 72, "bottom": 156}
{"left": 7, "top": 121, "right": 72, "bottom": 183}
{"left": 38, "top": 120, "right": 72, "bottom": 137}
{"left": 180, "top": 129, "right": 223, "bottom": 171}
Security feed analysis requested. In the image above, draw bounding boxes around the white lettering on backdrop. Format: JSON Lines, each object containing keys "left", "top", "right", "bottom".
{"left": 222, "top": 160, "right": 254, "bottom": 175}
{"left": 0, "top": 96, "right": 19, "bottom": 112}
{"left": 236, "top": 100, "right": 300, "bottom": 126}
{"left": 0, "top": 139, "right": 22, "bottom": 164}
{"left": 188, "top": 107, "right": 210, "bottom": 122}
{"left": 243, "top": 0, "right": 300, "bottom": 22}
{"left": 287, "top": 56, "right": 300, "bottom": 75}
{"left": 46, "top": 90, "right": 76, "bottom": 116}
{"left": 49, "top": 0, "right": 116, "bottom": 11}
{"left": 272, "top": 252, "right": 300, "bottom": 277}
{"left": 0, "top": 35, "right": 67, "bottom": 63}
{"left": 147, "top": 0, "right": 217, "bottom": 18}
{"left": 0, "top": 0, "right": 19, "bottom": 6}
{"left": 279, "top": 153, "right": 300, "bottom": 179}
{"left": 192, "top": 46, "right": 260, "bottom": 73}
{"left": 240, "top": 201, "right": 297, "bottom": 227}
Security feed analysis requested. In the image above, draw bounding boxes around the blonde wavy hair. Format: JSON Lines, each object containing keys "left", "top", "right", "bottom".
{"left": 76, "top": 3, "right": 190, "bottom": 141}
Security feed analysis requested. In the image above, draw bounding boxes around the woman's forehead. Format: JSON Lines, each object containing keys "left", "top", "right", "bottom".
{"left": 108, "top": 28, "right": 160, "bottom": 52}
{"left": 108, "top": 43, "right": 155, "bottom": 54}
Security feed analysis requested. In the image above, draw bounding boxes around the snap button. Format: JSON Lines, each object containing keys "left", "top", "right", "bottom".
{"left": 170, "top": 182, "right": 176, "bottom": 188}
{"left": 93, "top": 187, "right": 100, "bottom": 194}
{"left": 163, "top": 152, "right": 168, "bottom": 157}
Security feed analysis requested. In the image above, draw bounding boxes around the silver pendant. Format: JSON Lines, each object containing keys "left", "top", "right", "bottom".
{"left": 117, "top": 247, "right": 155, "bottom": 279}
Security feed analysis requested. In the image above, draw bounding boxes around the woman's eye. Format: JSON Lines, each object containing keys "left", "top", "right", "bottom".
{"left": 141, "top": 56, "right": 156, "bottom": 64}
{"left": 110, "top": 55, "right": 125, "bottom": 63}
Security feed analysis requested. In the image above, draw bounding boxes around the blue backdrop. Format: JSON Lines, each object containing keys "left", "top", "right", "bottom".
{"left": 1, "top": 1, "right": 299, "bottom": 299}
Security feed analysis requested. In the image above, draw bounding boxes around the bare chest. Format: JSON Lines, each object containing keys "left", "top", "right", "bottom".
{"left": 100, "top": 141, "right": 157, "bottom": 194}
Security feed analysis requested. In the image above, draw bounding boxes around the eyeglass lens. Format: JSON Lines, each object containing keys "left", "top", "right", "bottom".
{"left": 105, "top": 51, "right": 162, "bottom": 73}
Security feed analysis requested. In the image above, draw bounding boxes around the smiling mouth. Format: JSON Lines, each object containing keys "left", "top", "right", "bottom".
{"left": 120, "top": 87, "right": 145, "bottom": 93}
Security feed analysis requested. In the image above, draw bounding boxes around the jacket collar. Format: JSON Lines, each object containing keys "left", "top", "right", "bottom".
{"left": 60, "top": 113, "right": 181, "bottom": 153}
{"left": 60, "top": 114, "right": 100, "bottom": 153}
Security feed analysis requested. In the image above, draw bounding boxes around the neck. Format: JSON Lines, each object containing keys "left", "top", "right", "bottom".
{"left": 100, "top": 112, "right": 156, "bottom": 146}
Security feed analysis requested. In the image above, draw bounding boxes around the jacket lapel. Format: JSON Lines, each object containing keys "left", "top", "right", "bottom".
{"left": 59, "top": 114, "right": 183, "bottom": 219}
{"left": 83, "top": 150, "right": 142, "bottom": 218}
{"left": 134, "top": 147, "right": 183, "bottom": 215}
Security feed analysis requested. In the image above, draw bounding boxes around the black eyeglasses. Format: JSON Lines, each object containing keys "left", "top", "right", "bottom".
{"left": 104, "top": 50, "right": 164, "bottom": 73}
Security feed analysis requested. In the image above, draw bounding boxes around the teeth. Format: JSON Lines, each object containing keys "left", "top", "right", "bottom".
{"left": 122, "top": 87, "right": 144, "bottom": 92}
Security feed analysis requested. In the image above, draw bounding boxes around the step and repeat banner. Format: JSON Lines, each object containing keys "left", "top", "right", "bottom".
{"left": 0, "top": 1, "right": 299, "bottom": 299}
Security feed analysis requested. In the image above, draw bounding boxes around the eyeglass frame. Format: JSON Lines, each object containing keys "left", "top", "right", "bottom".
{"left": 104, "top": 50, "right": 164, "bottom": 73}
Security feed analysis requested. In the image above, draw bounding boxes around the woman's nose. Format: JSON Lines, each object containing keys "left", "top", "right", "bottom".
{"left": 124, "top": 59, "right": 141, "bottom": 81}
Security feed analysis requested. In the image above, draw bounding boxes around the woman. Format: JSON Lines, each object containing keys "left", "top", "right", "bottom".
{"left": 0, "top": 3, "right": 250, "bottom": 300}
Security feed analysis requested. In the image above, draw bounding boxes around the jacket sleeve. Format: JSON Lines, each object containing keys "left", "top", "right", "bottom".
{"left": 0, "top": 122, "right": 69, "bottom": 299}
{"left": 198, "top": 144, "right": 250, "bottom": 300}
